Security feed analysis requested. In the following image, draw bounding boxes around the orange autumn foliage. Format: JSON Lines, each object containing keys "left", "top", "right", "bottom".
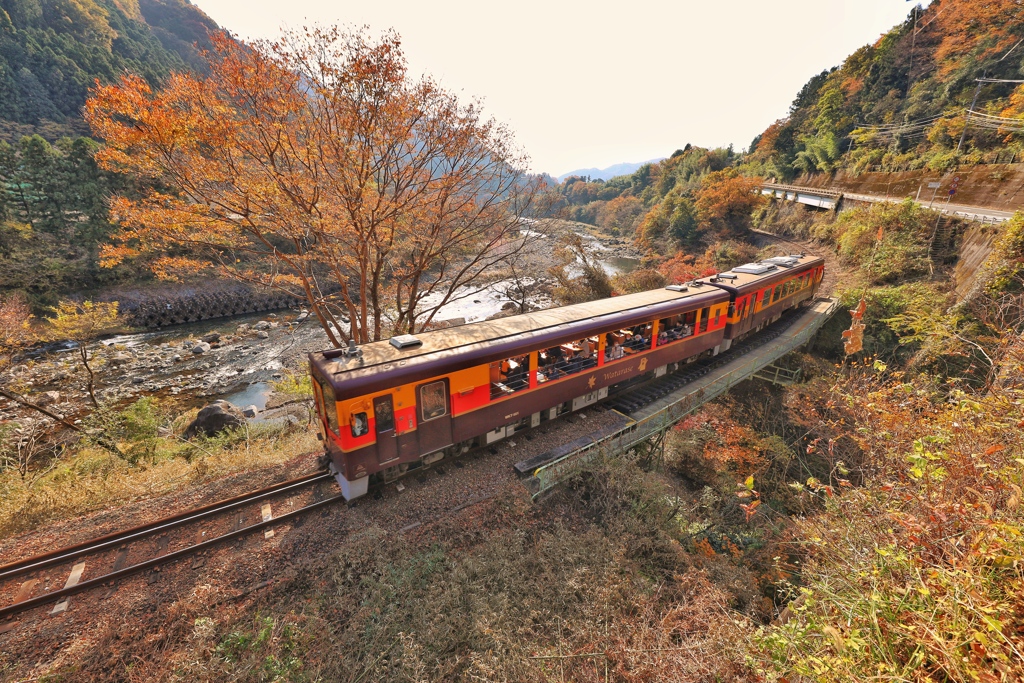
{"left": 693, "top": 169, "right": 763, "bottom": 237}
{"left": 930, "top": 0, "right": 1024, "bottom": 76}
{"left": 86, "top": 27, "right": 538, "bottom": 346}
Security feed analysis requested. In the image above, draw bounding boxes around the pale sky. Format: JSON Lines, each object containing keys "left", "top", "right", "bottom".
{"left": 193, "top": 0, "right": 931, "bottom": 177}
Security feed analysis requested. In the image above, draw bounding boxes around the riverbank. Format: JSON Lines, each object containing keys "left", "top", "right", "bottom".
{"left": 1, "top": 219, "right": 639, "bottom": 428}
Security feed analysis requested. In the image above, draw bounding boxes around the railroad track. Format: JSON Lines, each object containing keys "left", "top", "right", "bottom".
{"left": 0, "top": 470, "right": 342, "bottom": 623}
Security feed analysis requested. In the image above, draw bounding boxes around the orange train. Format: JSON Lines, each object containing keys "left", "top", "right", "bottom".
{"left": 309, "top": 254, "right": 825, "bottom": 499}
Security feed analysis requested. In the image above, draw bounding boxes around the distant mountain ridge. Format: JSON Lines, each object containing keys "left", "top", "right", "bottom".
{"left": 0, "top": 0, "right": 219, "bottom": 141}
{"left": 557, "top": 158, "right": 665, "bottom": 182}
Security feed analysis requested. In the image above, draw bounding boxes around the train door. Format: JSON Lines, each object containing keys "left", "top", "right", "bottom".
{"left": 416, "top": 379, "right": 453, "bottom": 456}
{"left": 373, "top": 395, "right": 399, "bottom": 465}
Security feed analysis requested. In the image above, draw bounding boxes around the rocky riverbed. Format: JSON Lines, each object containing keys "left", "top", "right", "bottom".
{"left": 1, "top": 219, "right": 640, "bottom": 428}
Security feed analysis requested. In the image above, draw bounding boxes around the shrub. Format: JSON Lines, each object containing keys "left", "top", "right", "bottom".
{"left": 753, "top": 367, "right": 1024, "bottom": 682}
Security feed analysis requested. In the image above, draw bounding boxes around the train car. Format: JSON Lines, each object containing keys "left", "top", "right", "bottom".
{"left": 309, "top": 285, "right": 732, "bottom": 499}
{"left": 704, "top": 253, "right": 825, "bottom": 350}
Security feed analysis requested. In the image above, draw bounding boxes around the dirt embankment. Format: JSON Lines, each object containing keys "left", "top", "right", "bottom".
{"left": 797, "top": 163, "right": 1024, "bottom": 211}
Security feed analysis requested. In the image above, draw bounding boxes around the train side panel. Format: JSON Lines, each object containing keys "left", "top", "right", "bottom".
{"left": 314, "top": 304, "right": 730, "bottom": 489}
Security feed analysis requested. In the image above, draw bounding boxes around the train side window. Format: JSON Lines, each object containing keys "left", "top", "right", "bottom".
{"left": 374, "top": 398, "right": 394, "bottom": 432}
{"left": 698, "top": 307, "right": 710, "bottom": 333}
{"left": 490, "top": 355, "right": 530, "bottom": 398}
{"left": 316, "top": 378, "right": 339, "bottom": 434}
{"left": 540, "top": 338, "right": 597, "bottom": 381}
{"left": 771, "top": 286, "right": 779, "bottom": 304}
{"left": 419, "top": 381, "right": 448, "bottom": 421}
{"left": 351, "top": 411, "right": 369, "bottom": 438}
{"left": 657, "top": 315, "right": 694, "bottom": 347}
{"left": 714, "top": 308, "right": 721, "bottom": 326}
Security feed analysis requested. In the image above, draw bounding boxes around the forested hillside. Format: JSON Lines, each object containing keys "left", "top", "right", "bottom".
{"left": 540, "top": 145, "right": 764, "bottom": 283}
{"left": 0, "top": 0, "right": 218, "bottom": 308}
{"left": 748, "top": 0, "right": 1024, "bottom": 178}
{"left": 0, "top": 0, "right": 218, "bottom": 140}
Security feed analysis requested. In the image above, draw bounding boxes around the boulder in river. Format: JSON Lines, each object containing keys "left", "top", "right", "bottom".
{"left": 183, "top": 400, "right": 245, "bottom": 439}
{"left": 256, "top": 330, "right": 270, "bottom": 339}
{"left": 242, "top": 404, "right": 258, "bottom": 418}
{"left": 253, "top": 320, "right": 271, "bottom": 331}
{"left": 201, "top": 332, "right": 221, "bottom": 343}
{"left": 192, "top": 342, "right": 212, "bottom": 355}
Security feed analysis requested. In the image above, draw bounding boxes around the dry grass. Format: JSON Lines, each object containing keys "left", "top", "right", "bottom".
{"left": 0, "top": 423, "right": 319, "bottom": 541}
{"left": 51, "top": 460, "right": 758, "bottom": 683}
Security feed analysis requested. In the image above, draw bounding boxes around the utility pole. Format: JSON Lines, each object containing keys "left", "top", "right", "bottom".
{"left": 956, "top": 82, "right": 983, "bottom": 153}
{"left": 957, "top": 38, "right": 1024, "bottom": 153}
{"left": 908, "top": 3, "right": 918, "bottom": 89}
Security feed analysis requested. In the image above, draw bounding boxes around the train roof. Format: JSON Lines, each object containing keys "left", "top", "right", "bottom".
{"left": 310, "top": 285, "right": 729, "bottom": 401}
{"left": 701, "top": 253, "right": 824, "bottom": 296}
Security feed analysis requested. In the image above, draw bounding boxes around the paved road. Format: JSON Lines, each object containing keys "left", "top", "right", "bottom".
{"left": 841, "top": 191, "right": 1015, "bottom": 223}
{"left": 762, "top": 183, "right": 1016, "bottom": 224}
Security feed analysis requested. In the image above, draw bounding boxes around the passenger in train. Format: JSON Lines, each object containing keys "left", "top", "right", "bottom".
{"left": 506, "top": 356, "right": 528, "bottom": 390}
{"left": 658, "top": 329, "right": 668, "bottom": 346}
{"left": 351, "top": 412, "right": 368, "bottom": 437}
{"left": 609, "top": 340, "right": 624, "bottom": 360}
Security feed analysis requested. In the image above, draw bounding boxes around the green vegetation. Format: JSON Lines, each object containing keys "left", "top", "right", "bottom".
{"left": 0, "top": 0, "right": 217, "bottom": 136}
{"left": 541, "top": 146, "right": 763, "bottom": 273}
{"left": 747, "top": 0, "right": 1024, "bottom": 178}
{"left": 0, "top": 0, "right": 219, "bottom": 307}
{"left": 0, "top": 397, "right": 319, "bottom": 539}
{"left": 0, "top": 134, "right": 142, "bottom": 307}
{"left": 754, "top": 358, "right": 1024, "bottom": 682}
{"left": 746, "top": 176, "right": 1024, "bottom": 680}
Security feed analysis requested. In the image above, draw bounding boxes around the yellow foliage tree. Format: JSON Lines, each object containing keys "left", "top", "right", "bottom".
{"left": 48, "top": 300, "right": 120, "bottom": 408}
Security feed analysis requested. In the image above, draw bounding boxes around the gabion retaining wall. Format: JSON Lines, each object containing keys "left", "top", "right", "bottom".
{"left": 112, "top": 283, "right": 303, "bottom": 328}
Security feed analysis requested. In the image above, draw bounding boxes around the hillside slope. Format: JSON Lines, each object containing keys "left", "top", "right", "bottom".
{"left": 0, "top": 0, "right": 218, "bottom": 140}
{"left": 749, "top": 0, "right": 1024, "bottom": 179}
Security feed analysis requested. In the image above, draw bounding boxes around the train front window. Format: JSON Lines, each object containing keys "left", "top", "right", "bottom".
{"left": 540, "top": 337, "right": 598, "bottom": 380}
{"left": 490, "top": 355, "right": 530, "bottom": 398}
{"left": 316, "top": 377, "right": 339, "bottom": 434}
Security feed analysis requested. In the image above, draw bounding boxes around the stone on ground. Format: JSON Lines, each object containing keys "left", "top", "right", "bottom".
{"left": 183, "top": 400, "right": 245, "bottom": 439}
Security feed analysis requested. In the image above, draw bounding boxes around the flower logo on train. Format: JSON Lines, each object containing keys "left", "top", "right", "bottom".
{"left": 638, "top": 358, "right": 648, "bottom": 372}
{"left": 588, "top": 375, "right": 596, "bottom": 389}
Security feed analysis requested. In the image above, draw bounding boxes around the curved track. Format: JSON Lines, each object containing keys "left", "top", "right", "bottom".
{"left": 0, "top": 470, "right": 340, "bottom": 620}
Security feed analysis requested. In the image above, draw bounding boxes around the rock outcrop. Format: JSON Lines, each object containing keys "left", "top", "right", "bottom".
{"left": 183, "top": 401, "right": 245, "bottom": 439}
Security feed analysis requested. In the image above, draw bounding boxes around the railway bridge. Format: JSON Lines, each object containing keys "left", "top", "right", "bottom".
{"left": 518, "top": 297, "right": 840, "bottom": 499}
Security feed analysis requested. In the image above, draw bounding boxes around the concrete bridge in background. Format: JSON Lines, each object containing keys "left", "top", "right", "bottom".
{"left": 759, "top": 182, "right": 1015, "bottom": 224}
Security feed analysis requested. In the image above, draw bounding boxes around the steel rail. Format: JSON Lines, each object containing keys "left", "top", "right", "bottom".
{"left": 0, "top": 470, "right": 331, "bottom": 582}
{"left": 0, "top": 492, "right": 346, "bottom": 621}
